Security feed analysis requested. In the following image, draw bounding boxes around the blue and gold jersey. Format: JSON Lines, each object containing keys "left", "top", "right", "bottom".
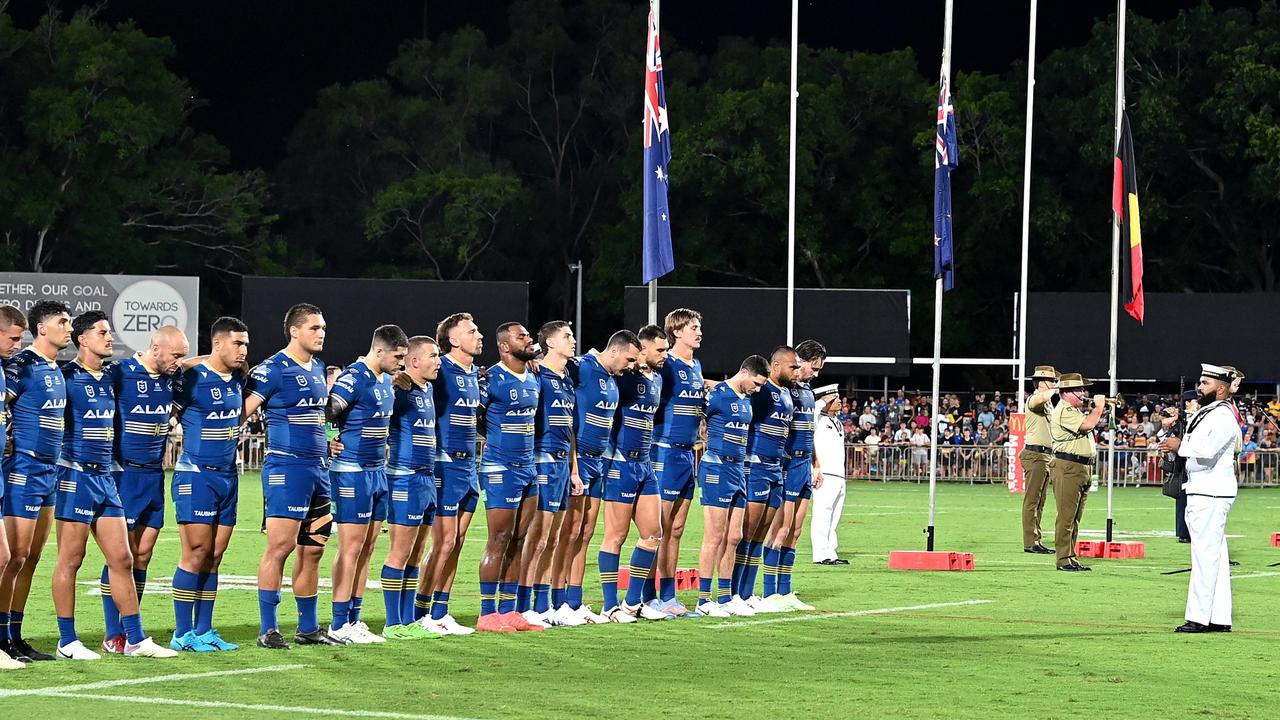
{"left": 4, "top": 348, "right": 66, "bottom": 461}
{"left": 389, "top": 380, "right": 436, "bottom": 470}
{"left": 109, "top": 356, "right": 175, "bottom": 469}
{"left": 535, "top": 366, "right": 575, "bottom": 455}
{"left": 568, "top": 354, "right": 617, "bottom": 455}
{"left": 612, "top": 369, "right": 661, "bottom": 456}
{"left": 704, "top": 381, "right": 752, "bottom": 459}
{"left": 747, "top": 380, "right": 793, "bottom": 461}
{"left": 246, "top": 351, "right": 328, "bottom": 460}
{"left": 0, "top": 356, "right": 7, "bottom": 437}
{"left": 434, "top": 354, "right": 481, "bottom": 456}
{"left": 785, "top": 382, "right": 817, "bottom": 455}
{"left": 61, "top": 360, "right": 115, "bottom": 466}
{"left": 174, "top": 362, "right": 243, "bottom": 468}
{"left": 480, "top": 363, "right": 539, "bottom": 464}
{"left": 655, "top": 355, "right": 704, "bottom": 445}
{"left": 330, "top": 360, "right": 394, "bottom": 467}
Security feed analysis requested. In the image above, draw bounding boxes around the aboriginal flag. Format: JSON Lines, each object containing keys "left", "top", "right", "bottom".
{"left": 1112, "top": 112, "right": 1143, "bottom": 324}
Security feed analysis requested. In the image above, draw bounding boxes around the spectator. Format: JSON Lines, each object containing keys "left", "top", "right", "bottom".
{"left": 977, "top": 403, "right": 995, "bottom": 429}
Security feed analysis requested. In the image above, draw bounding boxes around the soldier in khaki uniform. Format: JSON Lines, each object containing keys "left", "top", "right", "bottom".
{"left": 1048, "top": 373, "right": 1106, "bottom": 571}
{"left": 1020, "top": 365, "right": 1059, "bottom": 554}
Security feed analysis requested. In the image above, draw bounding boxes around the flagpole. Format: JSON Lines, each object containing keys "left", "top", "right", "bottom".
{"left": 926, "top": 0, "right": 954, "bottom": 553}
{"left": 1105, "top": 0, "right": 1126, "bottom": 544}
{"left": 1016, "top": 0, "right": 1038, "bottom": 414}
{"left": 785, "top": 0, "right": 799, "bottom": 346}
{"left": 648, "top": 280, "right": 658, "bottom": 325}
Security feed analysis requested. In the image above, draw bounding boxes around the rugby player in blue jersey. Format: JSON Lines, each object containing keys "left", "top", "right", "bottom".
{"left": 652, "top": 308, "right": 706, "bottom": 618}
{"left": 695, "top": 355, "right": 768, "bottom": 617}
{"left": 99, "top": 325, "right": 189, "bottom": 654}
{"left": 0, "top": 306, "right": 27, "bottom": 669}
{"left": 554, "top": 331, "right": 639, "bottom": 624}
{"left": 598, "top": 325, "right": 670, "bottom": 622}
{"left": 763, "top": 339, "right": 827, "bottom": 611}
{"left": 326, "top": 325, "right": 407, "bottom": 644}
{"left": 245, "top": 304, "right": 341, "bottom": 649}
{"left": 168, "top": 317, "right": 248, "bottom": 651}
{"left": 1, "top": 300, "right": 71, "bottom": 663}
{"left": 51, "top": 312, "right": 176, "bottom": 659}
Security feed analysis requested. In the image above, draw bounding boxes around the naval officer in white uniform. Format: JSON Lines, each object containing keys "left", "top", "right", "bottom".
{"left": 809, "top": 385, "right": 847, "bottom": 565}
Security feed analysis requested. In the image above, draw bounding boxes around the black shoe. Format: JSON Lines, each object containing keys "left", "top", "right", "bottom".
{"left": 1056, "top": 563, "right": 1091, "bottom": 572}
{"left": 1024, "top": 544, "right": 1054, "bottom": 554}
{"left": 257, "top": 629, "right": 291, "bottom": 650}
{"left": 1177, "top": 537, "right": 1191, "bottom": 544}
{"left": 1207, "top": 623, "right": 1232, "bottom": 632}
{"left": 295, "top": 628, "right": 347, "bottom": 646}
{"left": 832, "top": 558, "right": 850, "bottom": 565}
{"left": 1175, "top": 621, "right": 1209, "bottom": 633}
{"left": 1070, "top": 561, "right": 1092, "bottom": 571}
{"left": 1, "top": 638, "right": 31, "bottom": 662}
{"left": 814, "top": 559, "right": 837, "bottom": 565}
{"left": 13, "top": 638, "right": 54, "bottom": 661}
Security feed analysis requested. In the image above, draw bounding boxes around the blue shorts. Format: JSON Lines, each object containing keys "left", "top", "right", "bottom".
{"left": 577, "top": 452, "right": 607, "bottom": 500}
{"left": 55, "top": 462, "right": 124, "bottom": 523}
{"left": 535, "top": 453, "right": 571, "bottom": 513}
{"left": 173, "top": 463, "right": 238, "bottom": 525}
{"left": 331, "top": 464, "right": 389, "bottom": 524}
{"left": 387, "top": 467, "right": 436, "bottom": 527}
{"left": 783, "top": 455, "right": 814, "bottom": 502}
{"left": 262, "top": 456, "right": 331, "bottom": 520}
{"left": 3, "top": 452, "right": 58, "bottom": 519}
{"left": 117, "top": 466, "right": 166, "bottom": 530}
{"left": 603, "top": 454, "right": 658, "bottom": 504}
{"left": 745, "top": 456, "right": 784, "bottom": 509}
{"left": 479, "top": 458, "right": 538, "bottom": 510}
{"left": 698, "top": 452, "right": 746, "bottom": 509}
{"left": 435, "top": 454, "right": 479, "bottom": 518}
{"left": 654, "top": 444, "right": 697, "bottom": 502}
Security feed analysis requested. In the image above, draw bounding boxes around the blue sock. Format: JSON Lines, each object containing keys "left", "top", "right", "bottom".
{"left": 9, "top": 610, "right": 22, "bottom": 641}
{"left": 551, "top": 586, "right": 566, "bottom": 610}
{"left": 599, "top": 551, "right": 621, "bottom": 610}
{"left": 641, "top": 574, "right": 657, "bottom": 603}
{"left": 731, "top": 541, "right": 749, "bottom": 598}
{"left": 717, "top": 578, "right": 733, "bottom": 605}
{"left": 698, "top": 576, "right": 713, "bottom": 605}
{"left": 414, "top": 592, "right": 433, "bottom": 621}
{"left": 430, "top": 591, "right": 450, "bottom": 621}
{"left": 498, "top": 582, "right": 518, "bottom": 614}
{"left": 349, "top": 596, "right": 364, "bottom": 625}
{"left": 121, "top": 613, "right": 145, "bottom": 645}
{"left": 624, "top": 546, "right": 657, "bottom": 606}
{"left": 57, "top": 616, "right": 78, "bottom": 646}
{"left": 740, "top": 541, "right": 763, "bottom": 600}
{"left": 778, "top": 546, "right": 797, "bottom": 595}
{"left": 331, "top": 599, "right": 351, "bottom": 631}
{"left": 402, "top": 566, "right": 420, "bottom": 624}
{"left": 566, "top": 584, "right": 583, "bottom": 610}
{"left": 762, "top": 545, "right": 782, "bottom": 598}
{"left": 0, "top": 610, "right": 9, "bottom": 642}
{"left": 134, "top": 567, "right": 148, "bottom": 601}
{"left": 257, "top": 589, "right": 281, "bottom": 635}
{"left": 195, "top": 572, "right": 218, "bottom": 635}
{"left": 515, "top": 584, "right": 532, "bottom": 613}
{"left": 660, "top": 577, "right": 677, "bottom": 603}
{"left": 381, "top": 565, "right": 404, "bottom": 627}
{"left": 532, "top": 584, "right": 550, "bottom": 614}
{"left": 480, "top": 581, "right": 499, "bottom": 616}
{"left": 100, "top": 566, "right": 122, "bottom": 639}
{"left": 295, "top": 593, "right": 319, "bottom": 634}
{"left": 173, "top": 567, "right": 200, "bottom": 637}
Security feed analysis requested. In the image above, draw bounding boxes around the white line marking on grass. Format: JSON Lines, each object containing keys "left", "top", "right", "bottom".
{"left": 1232, "top": 572, "right": 1280, "bottom": 580}
{"left": 35, "top": 692, "right": 482, "bottom": 720}
{"left": 705, "top": 599, "right": 992, "bottom": 628}
{"left": 0, "top": 664, "right": 305, "bottom": 698}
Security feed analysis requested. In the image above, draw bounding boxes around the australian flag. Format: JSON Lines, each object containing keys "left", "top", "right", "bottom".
{"left": 642, "top": 0, "right": 674, "bottom": 284}
{"left": 934, "top": 70, "right": 958, "bottom": 292}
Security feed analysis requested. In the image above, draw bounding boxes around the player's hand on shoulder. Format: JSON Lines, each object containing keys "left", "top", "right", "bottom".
{"left": 392, "top": 371, "right": 414, "bottom": 391}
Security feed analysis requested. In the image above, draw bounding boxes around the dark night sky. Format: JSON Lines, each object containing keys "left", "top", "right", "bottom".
{"left": 7, "top": 1, "right": 1260, "bottom": 168}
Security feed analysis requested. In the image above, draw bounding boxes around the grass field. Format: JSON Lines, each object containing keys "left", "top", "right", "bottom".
{"left": 2, "top": 475, "right": 1279, "bottom": 719}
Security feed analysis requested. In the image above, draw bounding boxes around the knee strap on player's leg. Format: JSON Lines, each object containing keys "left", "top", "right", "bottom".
{"left": 298, "top": 513, "right": 334, "bottom": 548}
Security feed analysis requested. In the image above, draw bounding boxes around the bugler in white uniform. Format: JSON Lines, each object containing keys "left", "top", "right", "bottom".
{"left": 809, "top": 385, "right": 846, "bottom": 564}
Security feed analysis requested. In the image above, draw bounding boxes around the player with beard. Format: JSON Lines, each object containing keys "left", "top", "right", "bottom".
{"left": 553, "top": 331, "right": 640, "bottom": 624}
{"left": 0, "top": 306, "right": 27, "bottom": 669}
{"left": 598, "top": 325, "right": 670, "bottom": 622}
{"left": 1, "top": 301, "right": 72, "bottom": 663}
{"left": 734, "top": 346, "right": 798, "bottom": 614}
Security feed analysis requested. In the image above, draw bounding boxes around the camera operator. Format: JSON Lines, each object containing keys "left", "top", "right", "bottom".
{"left": 1157, "top": 363, "right": 1244, "bottom": 634}
{"left": 1157, "top": 391, "right": 1199, "bottom": 543}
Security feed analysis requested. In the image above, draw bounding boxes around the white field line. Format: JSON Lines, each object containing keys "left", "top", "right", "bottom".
{"left": 1231, "top": 572, "right": 1280, "bottom": 580}
{"left": 81, "top": 573, "right": 379, "bottom": 596}
{"left": 0, "top": 664, "right": 305, "bottom": 698}
{"left": 981, "top": 559, "right": 1172, "bottom": 571}
{"left": 705, "top": 599, "right": 992, "bottom": 628}
{"left": 33, "top": 692, "right": 483, "bottom": 720}
{"left": 1047, "top": 529, "right": 1245, "bottom": 539}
